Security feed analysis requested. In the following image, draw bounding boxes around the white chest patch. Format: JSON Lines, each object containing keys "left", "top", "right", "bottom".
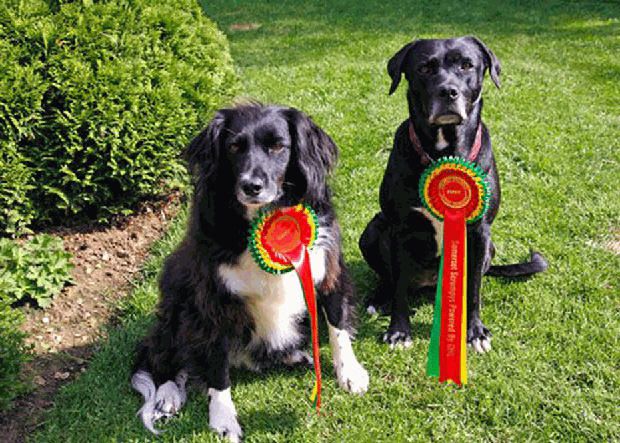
{"left": 415, "top": 207, "right": 443, "bottom": 257}
{"left": 436, "top": 128, "right": 449, "bottom": 150}
{"left": 218, "top": 245, "right": 327, "bottom": 351}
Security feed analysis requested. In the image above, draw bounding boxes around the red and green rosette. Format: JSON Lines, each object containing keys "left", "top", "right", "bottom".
{"left": 247, "top": 203, "right": 323, "bottom": 410}
{"left": 248, "top": 204, "right": 318, "bottom": 275}
{"left": 419, "top": 157, "right": 490, "bottom": 385}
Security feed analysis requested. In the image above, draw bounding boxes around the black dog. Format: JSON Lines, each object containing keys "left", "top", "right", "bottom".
{"left": 359, "top": 37, "right": 547, "bottom": 350}
{"left": 131, "top": 103, "right": 369, "bottom": 441}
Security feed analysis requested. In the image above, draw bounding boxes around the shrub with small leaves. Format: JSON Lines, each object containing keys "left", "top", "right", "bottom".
{"left": 0, "top": 0, "right": 237, "bottom": 234}
{"left": 0, "top": 144, "right": 34, "bottom": 236}
{"left": 0, "top": 234, "right": 73, "bottom": 308}
{"left": 0, "top": 0, "right": 49, "bottom": 235}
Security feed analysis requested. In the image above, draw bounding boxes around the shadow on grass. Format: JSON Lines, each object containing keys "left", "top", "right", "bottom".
{"left": 33, "top": 256, "right": 432, "bottom": 441}
{"left": 32, "top": 313, "right": 308, "bottom": 441}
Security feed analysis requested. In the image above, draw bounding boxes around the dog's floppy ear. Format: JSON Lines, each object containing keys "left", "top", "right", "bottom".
{"left": 183, "top": 111, "right": 225, "bottom": 182}
{"left": 387, "top": 40, "right": 416, "bottom": 95}
{"left": 284, "top": 108, "right": 338, "bottom": 204}
{"left": 468, "top": 36, "right": 501, "bottom": 89}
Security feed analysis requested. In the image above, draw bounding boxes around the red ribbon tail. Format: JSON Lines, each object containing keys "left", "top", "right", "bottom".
{"left": 438, "top": 210, "right": 466, "bottom": 385}
{"left": 286, "top": 245, "right": 321, "bottom": 411}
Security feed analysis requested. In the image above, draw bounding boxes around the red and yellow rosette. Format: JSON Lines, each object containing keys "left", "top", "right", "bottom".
{"left": 247, "top": 204, "right": 322, "bottom": 410}
{"left": 419, "top": 157, "right": 490, "bottom": 385}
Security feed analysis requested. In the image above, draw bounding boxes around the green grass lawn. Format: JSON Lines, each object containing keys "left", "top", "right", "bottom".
{"left": 35, "top": 1, "right": 619, "bottom": 441}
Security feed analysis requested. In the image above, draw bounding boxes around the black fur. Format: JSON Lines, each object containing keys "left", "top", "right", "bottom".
{"left": 132, "top": 103, "right": 359, "bottom": 434}
{"left": 360, "top": 37, "right": 547, "bottom": 348}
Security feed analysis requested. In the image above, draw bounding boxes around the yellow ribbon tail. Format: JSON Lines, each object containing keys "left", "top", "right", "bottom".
{"left": 309, "top": 381, "right": 318, "bottom": 405}
{"left": 460, "top": 233, "right": 468, "bottom": 385}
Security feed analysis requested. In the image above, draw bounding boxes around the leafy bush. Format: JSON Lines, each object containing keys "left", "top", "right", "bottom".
{"left": 0, "top": 234, "right": 73, "bottom": 308}
{"left": 0, "top": 299, "right": 29, "bottom": 411}
{"left": 0, "top": 144, "right": 34, "bottom": 236}
{"left": 0, "top": 0, "right": 237, "bottom": 234}
{"left": 0, "top": 1, "right": 49, "bottom": 235}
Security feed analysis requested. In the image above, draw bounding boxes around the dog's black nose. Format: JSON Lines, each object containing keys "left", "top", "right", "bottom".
{"left": 241, "top": 178, "right": 264, "bottom": 197}
{"left": 440, "top": 86, "right": 460, "bottom": 100}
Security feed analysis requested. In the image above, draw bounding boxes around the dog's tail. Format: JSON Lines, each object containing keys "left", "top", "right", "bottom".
{"left": 131, "top": 369, "right": 162, "bottom": 435}
{"left": 486, "top": 251, "right": 548, "bottom": 277}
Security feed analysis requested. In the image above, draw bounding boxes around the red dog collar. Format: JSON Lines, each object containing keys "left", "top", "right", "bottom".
{"left": 408, "top": 121, "right": 482, "bottom": 166}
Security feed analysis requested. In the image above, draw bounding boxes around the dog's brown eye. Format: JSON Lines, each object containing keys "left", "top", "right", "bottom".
{"left": 269, "top": 143, "right": 284, "bottom": 153}
{"left": 229, "top": 143, "right": 240, "bottom": 153}
{"left": 461, "top": 61, "right": 473, "bottom": 70}
{"left": 418, "top": 65, "right": 431, "bottom": 75}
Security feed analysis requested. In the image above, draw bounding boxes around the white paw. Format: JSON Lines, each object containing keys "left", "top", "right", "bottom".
{"left": 132, "top": 370, "right": 188, "bottom": 435}
{"left": 326, "top": 325, "right": 370, "bottom": 395}
{"left": 209, "top": 388, "right": 243, "bottom": 442}
{"left": 336, "top": 360, "right": 369, "bottom": 395}
{"left": 468, "top": 336, "right": 492, "bottom": 353}
{"left": 155, "top": 380, "right": 186, "bottom": 417}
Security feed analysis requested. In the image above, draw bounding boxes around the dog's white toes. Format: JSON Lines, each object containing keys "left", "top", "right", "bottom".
{"left": 366, "top": 305, "right": 378, "bottom": 316}
{"left": 388, "top": 339, "right": 413, "bottom": 350}
{"left": 336, "top": 360, "right": 369, "bottom": 395}
{"left": 472, "top": 338, "right": 483, "bottom": 353}
{"left": 383, "top": 331, "right": 412, "bottom": 350}
{"left": 481, "top": 337, "right": 492, "bottom": 352}
{"left": 209, "top": 388, "right": 243, "bottom": 443}
{"left": 132, "top": 370, "right": 187, "bottom": 435}
{"left": 214, "top": 426, "right": 242, "bottom": 443}
{"left": 469, "top": 337, "right": 492, "bottom": 354}
{"left": 210, "top": 413, "right": 243, "bottom": 442}
{"left": 155, "top": 380, "right": 186, "bottom": 416}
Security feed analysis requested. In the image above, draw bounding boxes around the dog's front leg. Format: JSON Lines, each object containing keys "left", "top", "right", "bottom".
{"left": 200, "top": 335, "right": 243, "bottom": 442}
{"left": 466, "top": 222, "right": 493, "bottom": 353}
{"left": 384, "top": 272, "right": 413, "bottom": 349}
{"left": 382, "top": 227, "right": 417, "bottom": 349}
{"left": 320, "top": 266, "right": 369, "bottom": 395}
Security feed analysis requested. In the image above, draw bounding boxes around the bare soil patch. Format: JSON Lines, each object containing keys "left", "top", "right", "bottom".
{"left": 0, "top": 193, "right": 182, "bottom": 442}
{"left": 229, "top": 22, "right": 262, "bottom": 31}
{"left": 604, "top": 228, "right": 620, "bottom": 255}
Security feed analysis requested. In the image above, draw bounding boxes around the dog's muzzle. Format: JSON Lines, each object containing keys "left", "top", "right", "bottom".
{"left": 428, "top": 85, "right": 469, "bottom": 125}
{"left": 237, "top": 177, "right": 278, "bottom": 206}
{"left": 428, "top": 103, "right": 468, "bottom": 126}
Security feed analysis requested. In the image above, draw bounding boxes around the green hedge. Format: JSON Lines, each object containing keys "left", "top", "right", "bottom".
{"left": 0, "top": 0, "right": 237, "bottom": 234}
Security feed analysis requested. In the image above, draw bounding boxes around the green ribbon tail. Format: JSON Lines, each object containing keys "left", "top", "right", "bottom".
{"left": 427, "top": 250, "right": 444, "bottom": 377}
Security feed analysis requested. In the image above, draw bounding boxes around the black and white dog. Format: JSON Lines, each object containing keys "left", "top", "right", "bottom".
{"left": 360, "top": 37, "right": 547, "bottom": 350}
{"left": 131, "top": 103, "right": 368, "bottom": 441}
